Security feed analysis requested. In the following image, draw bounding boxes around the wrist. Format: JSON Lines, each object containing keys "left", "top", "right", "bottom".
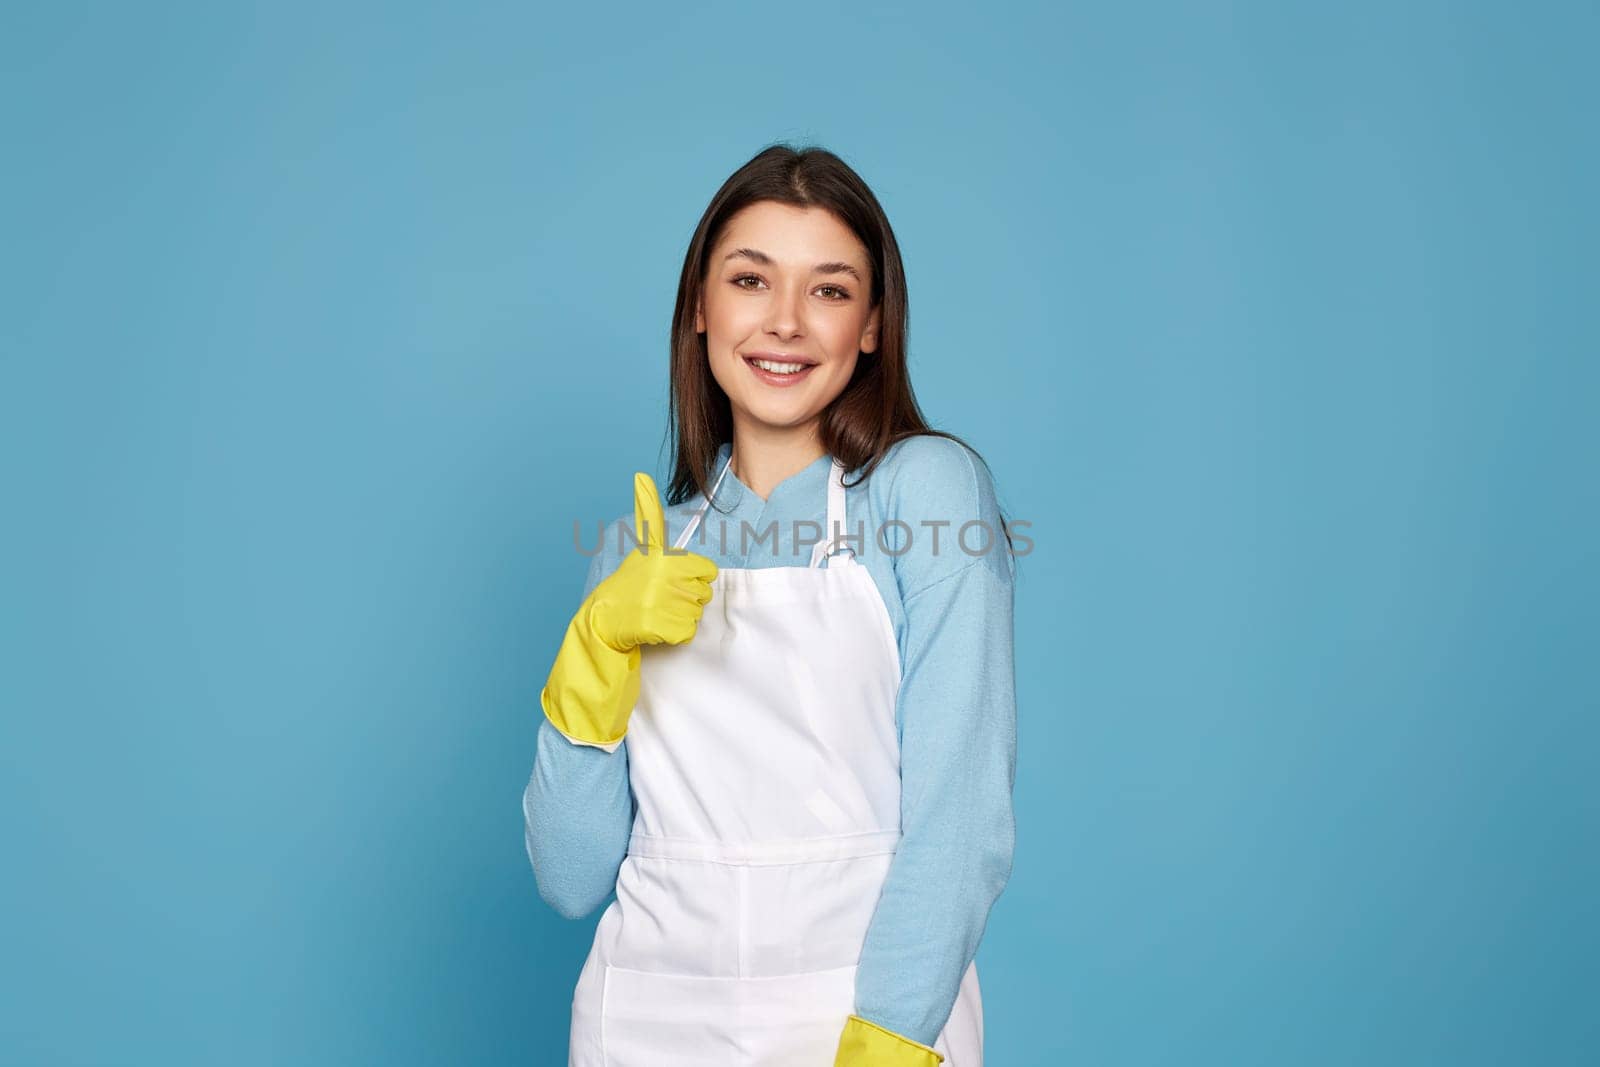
{"left": 542, "top": 610, "right": 641, "bottom": 745}
{"left": 834, "top": 1013, "right": 944, "bottom": 1066}
{"left": 583, "top": 595, "right": 633, "bottom": 655}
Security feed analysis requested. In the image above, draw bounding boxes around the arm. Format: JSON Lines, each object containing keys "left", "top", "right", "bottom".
{"left": 522, "top": 522, "right": 636, "bottom": 920}
{"left": 838, "top": 438, "right": 1018, "bottom": 1061}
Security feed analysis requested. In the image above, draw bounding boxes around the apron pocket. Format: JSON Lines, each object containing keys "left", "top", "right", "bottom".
{"left": 601, "top": 963, "right": 857, "bottom": 1067}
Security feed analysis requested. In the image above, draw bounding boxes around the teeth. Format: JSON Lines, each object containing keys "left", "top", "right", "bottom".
{"left": 750, "top": 357, "right": 809, "bottom": 374}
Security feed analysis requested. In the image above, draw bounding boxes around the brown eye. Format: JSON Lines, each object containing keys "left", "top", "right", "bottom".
{"left": 732, "top": 274, "right": 763, "bottom": 289}
{"left": 818, "top": 285, "right": 850, "bottom": 300}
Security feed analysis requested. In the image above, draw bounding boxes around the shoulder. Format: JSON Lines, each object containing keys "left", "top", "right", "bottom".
{"left": 581, "top": 510, "right": 639, "bottom": 596}
{"left": 869, "top": 434, "right": 1011, "bottom": 598}
{"left": 873, "top": 433, "right": 1000, "bottom": 522}
{"left": 880, "top": 432, "right": 975, "bottom": 475}
{"left": 585, "top": 493, "right": 704, "bottom": 589}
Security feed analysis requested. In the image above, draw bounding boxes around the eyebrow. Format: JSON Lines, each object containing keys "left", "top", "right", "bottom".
{"left": 723, "top": 247, "right": 863, "bottom": 283}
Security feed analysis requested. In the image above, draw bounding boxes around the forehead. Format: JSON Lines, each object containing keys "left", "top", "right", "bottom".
{"left": 712, "top": 201, "right": 867, "bottom": 266}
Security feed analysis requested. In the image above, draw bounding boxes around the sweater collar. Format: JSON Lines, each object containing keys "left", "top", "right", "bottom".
{"left": 705, "top": 441, "right": 834, "bottom": 517}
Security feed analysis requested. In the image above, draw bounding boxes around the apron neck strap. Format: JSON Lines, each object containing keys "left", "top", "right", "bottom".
{"left": 808, "top": 457, "right": 851, "bottom": 568}
{"left": 672, "top": 452, "right": 734, "bottom": 551}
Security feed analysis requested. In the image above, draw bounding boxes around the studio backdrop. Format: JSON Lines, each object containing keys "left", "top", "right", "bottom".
{"left": 2, "top": 2, "right": 1594, "bottom": 1065}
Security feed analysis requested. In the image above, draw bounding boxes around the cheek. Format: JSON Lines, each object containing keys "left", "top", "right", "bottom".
{"left": 822, "top": 314, "right": 870, "bottom": 355}
{"left": 703, "top": 288, "right": 752, "bottom": 334}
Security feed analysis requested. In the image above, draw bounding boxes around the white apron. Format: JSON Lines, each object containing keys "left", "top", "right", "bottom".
{"left": 567, "top": 452, "right": 984, "bottom": 1066}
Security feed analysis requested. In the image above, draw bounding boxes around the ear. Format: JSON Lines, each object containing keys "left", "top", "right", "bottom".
{"left": 859, "top": 304, "right": 881, "bottom": 354}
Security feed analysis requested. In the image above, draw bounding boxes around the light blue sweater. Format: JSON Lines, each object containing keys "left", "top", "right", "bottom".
{"left": 523, "top": 434, "right": 1017, "bottom": 1049}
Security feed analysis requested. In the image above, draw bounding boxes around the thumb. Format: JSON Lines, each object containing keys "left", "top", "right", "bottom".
{"left": 633, "top": 472, "right": 667, "bottom": 553}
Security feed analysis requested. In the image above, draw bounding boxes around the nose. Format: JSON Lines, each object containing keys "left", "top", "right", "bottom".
{"left": 763, "top": 281, "right": 805, "bottom": 341}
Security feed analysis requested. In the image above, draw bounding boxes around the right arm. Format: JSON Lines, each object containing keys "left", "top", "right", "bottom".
{"left": 522, "top": 522, "right": 635, "bottom": 920}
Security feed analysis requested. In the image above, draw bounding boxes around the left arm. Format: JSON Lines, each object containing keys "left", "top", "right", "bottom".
{"left": 835, "top": 437, "right": 1019, "bottom": 1064}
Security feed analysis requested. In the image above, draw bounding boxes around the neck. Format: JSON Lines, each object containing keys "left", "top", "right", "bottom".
{"left": 729, "top": 422, "right": 825, "bottom": 502}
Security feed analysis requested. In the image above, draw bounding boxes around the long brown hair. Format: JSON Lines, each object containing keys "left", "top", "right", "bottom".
{"left": 661, "top": 142, "right": 1013, "bottom": 553}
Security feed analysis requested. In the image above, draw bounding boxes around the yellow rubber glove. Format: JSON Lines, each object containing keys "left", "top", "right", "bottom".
{"left": 834, "top": 1014, "right": 944, "bottom": 1065}
{"left": 540, "top": 472, "right": 718, "bottom": 746}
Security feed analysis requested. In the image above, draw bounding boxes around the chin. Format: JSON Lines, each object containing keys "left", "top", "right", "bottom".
{"left": 739, "top": 403, "right": 821, "bottom": 430}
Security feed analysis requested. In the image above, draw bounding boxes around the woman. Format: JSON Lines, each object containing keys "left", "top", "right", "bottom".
{"left": 524, "top": 144, "right": 1018, "bottom": 1066}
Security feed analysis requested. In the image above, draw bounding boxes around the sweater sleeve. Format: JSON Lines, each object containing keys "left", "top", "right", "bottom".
{"left": 522, "top": 520, "right": 637, "bottom": 920}
{"left": 851, "top": 437, "right": 1019, "bottom": 1047}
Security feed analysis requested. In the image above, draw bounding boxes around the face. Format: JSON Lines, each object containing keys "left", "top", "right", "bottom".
{"left": 696, "top": 201, "right": 880, "bottom": 443}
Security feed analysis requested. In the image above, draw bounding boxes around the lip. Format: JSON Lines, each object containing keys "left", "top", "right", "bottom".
{"left": 742, "top": 351, "right": 818, "bottom": 366}
{"left": 742, "top": 352, "right": 819, "bottom": 388}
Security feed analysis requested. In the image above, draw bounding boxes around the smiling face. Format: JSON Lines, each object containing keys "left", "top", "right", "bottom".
{"left": 695, "top": 200, "right": 880, "bottom": 444}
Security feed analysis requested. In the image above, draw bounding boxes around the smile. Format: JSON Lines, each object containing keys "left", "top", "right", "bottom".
{"left": 743, "top": 355, "right": 818, "bottom": 387}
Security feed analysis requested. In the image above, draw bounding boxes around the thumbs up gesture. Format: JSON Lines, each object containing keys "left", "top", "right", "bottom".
{"left": 587, "top": 473, "right": 719, "bottom": 651}
{"left": 540, "top": 473, "right": 718, "bottom": 747}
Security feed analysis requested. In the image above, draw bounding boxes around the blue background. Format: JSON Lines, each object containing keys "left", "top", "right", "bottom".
{"left": 3, "top": 1, "right": 1595, "bottom": 1063}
